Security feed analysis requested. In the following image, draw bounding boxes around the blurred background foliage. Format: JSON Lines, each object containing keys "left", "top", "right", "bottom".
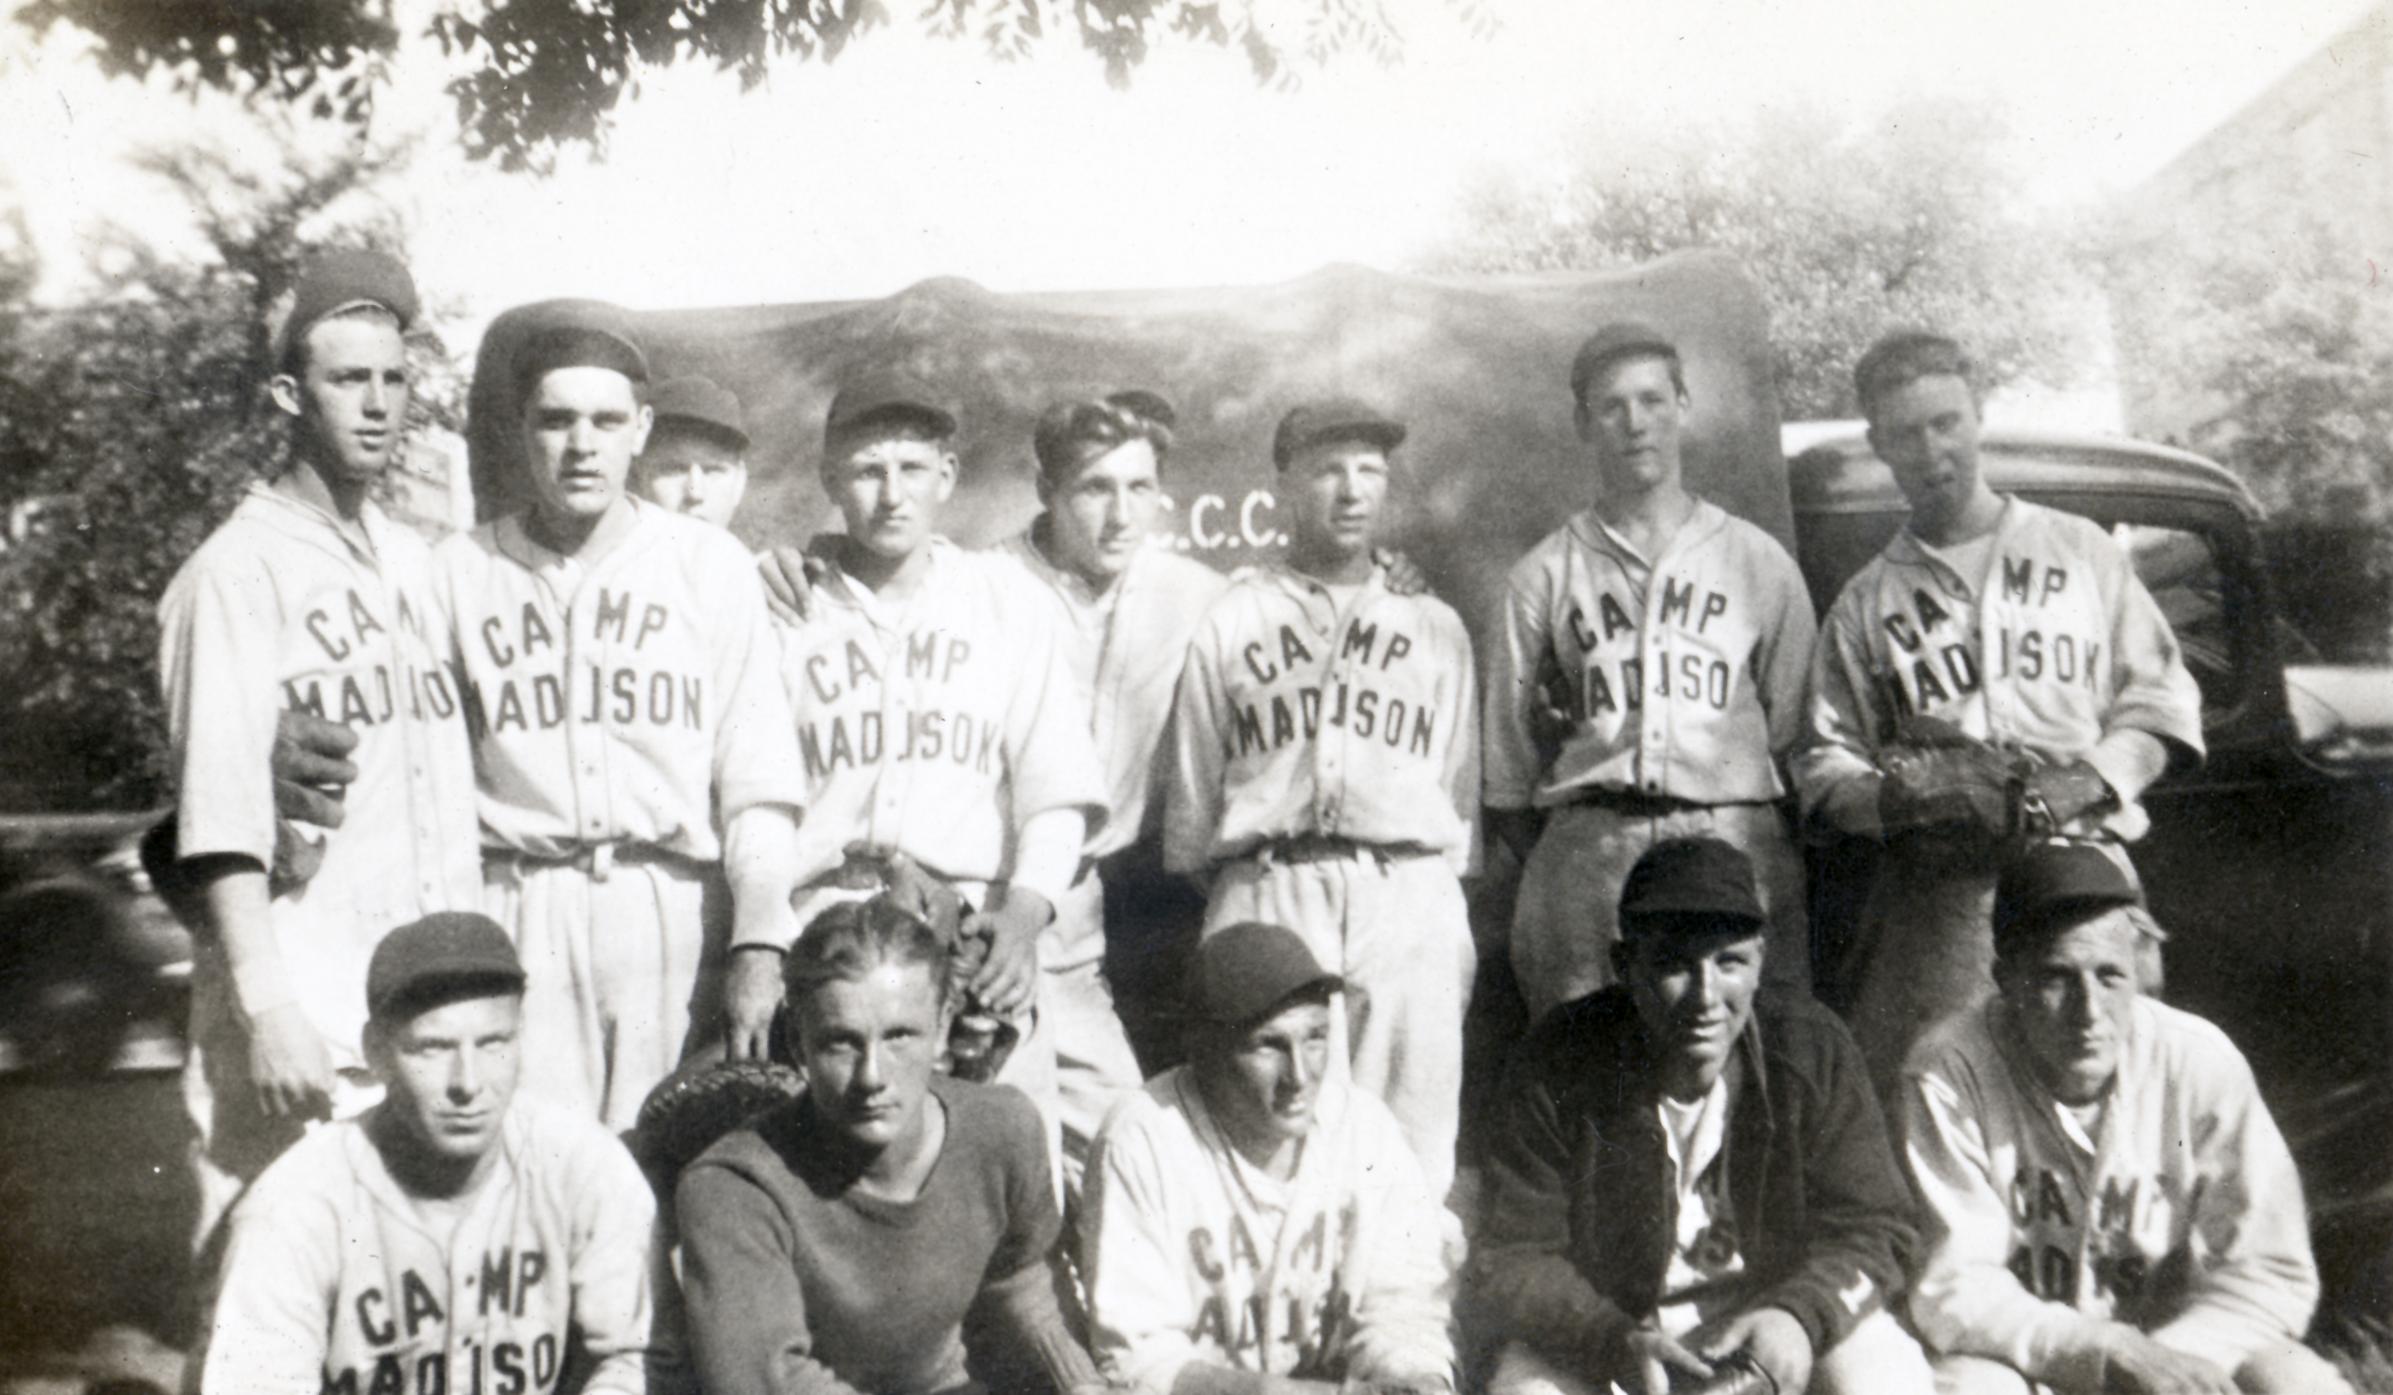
{"left": 0, "top": 131, "right": 463, "bottom": 809}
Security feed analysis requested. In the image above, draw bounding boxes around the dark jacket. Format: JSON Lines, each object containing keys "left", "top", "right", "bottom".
{"left": 1466, "top": 987, "right": 1916, "bottom": 1376}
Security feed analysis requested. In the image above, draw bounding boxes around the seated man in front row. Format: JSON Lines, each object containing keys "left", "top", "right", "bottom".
{"left": 1899, "top": 842, "right": 2350, "bottom": 1395}
{"left": 1080, "top": 920, "right": 1456, "bottom": 1395}
{"left": 1470, "top": 837, "right": 1932, "bottom": 1395}
{"left": 200, "top": 912, "right": 657, "bottom": 1395}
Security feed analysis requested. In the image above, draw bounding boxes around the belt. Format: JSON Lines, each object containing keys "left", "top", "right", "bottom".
{"left": 1555, "top": 786, "right": 1733, "bottom": 818}
{"left": 1251, "top": 833, "right": 1430, "bottom": 867}
{"left": 805, "top": 847, "right": 978, "bottom": 902}
{"left": 486, "top": 841, "right": 701, "bottom": 883}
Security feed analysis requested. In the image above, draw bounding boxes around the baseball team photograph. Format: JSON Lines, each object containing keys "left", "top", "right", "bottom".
{"left": 2, "top": 3, "right": 2391, "bottom": 1395}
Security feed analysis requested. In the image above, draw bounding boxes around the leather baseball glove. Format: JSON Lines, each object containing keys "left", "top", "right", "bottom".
{"left": 1875, "top": 714, "right": 2030, "bottom": 850}
{"left": 631, "top": 1056, "right": 805, "bottom": 1185}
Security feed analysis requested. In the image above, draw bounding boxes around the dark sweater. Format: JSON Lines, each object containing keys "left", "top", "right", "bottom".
{"left": 1466, "top": 988, "right": 1916, "bottom": 1378}
{"left": 677, "top": 1076, "right": 1096, "bottom": 1395}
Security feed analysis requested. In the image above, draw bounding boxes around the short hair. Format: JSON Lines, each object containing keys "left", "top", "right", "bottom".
{"left": 822, "top": 413, "right": 951, "bottom": 466}
{"left": 1570, "top": 344, "right": 1685, "bottom": 413}
{"left": 1031, "top": 397, "right": 1175, "bottom": 487}
{"left": 1853, "top": 331, "right": 1976, "bottom": 419}
{"left": 278, "top": 302, "right": 406, "bottom": 378}
{"left": 783, "top": 897, "right": 954, "bottom": 1023}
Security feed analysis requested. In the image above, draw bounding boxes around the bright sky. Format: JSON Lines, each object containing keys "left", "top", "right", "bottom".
{"left": 0, "top": 0, "right": 2379, "bottom": 324}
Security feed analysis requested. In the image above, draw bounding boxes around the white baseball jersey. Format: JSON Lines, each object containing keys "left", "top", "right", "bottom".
{"left": 1483, "top": 501, "right": 1815, "bottom": 809}
{"left": 160, "top": 482, "right": 482, "bottom": 1062}
{"left": 770, "top": 538, "right": 1107, "bottom": 922}
{"left": 1795, "top": 497, "right": 2204, "bottom": 840}
{"left": 987, "top": 526, "right": 1229, "bottom": 856}
{"left": 1899, "top": 995, "right": 2319, "bottom": 1385}
{"left": 1164, "top": 565, "right": 1478, "bottom": 875}
{"left": 201, "top": 1096, "right": 656, "bottom": 1395}
{"left": 430, "top": 502, "right": 805, "bottom": 860}
{"left": 1080, "top": 1069, "right": 1455, "bottom": 1395}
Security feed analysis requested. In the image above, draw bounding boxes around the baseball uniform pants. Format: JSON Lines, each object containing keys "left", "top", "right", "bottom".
{"left": 1843, "top": 839, "right": 2155, "bottom": 1095}
{"left": 1201, "top": 845, "right": 1474, "bottom": 1202}
{"left": 1034, "top": 870, "right": 1146, "bottom": 1199}
{"left": 1488, "top": 1310, "right": 1935, "bottom": 1395}
{"left": 484, "top": 850, "right": 715, "bottom": 1132}
{"left": 1929, "top": 1341, "right": 2354, "bottom": 1395}
{"left": 1509, "top": 798, "right": 1810, "bottom": 1026}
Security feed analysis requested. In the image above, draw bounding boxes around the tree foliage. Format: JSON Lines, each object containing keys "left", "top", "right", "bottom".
{"left": 19, "top": 0, "right": 1488, "bottom": 173}
{"left": 2103, "top": 195, "right": 2393, "bottom": 660}
{"left": 0, "top": 139, "right": 460, "bottom": 809}
{"left": 1423, "top": 98, "right": 2099, "bottom": 421}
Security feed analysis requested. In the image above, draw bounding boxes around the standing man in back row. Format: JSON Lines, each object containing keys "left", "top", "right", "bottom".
{"left": 433, "top": 302, "right": 807, "bottom": 1129}
{"left": 730, "top": 369, "right": 1107, "bottom": 1167}
{"left": 1166, "top": 399, "right": 1479, "bottom": 1201}
{"left": 1485, "top": 323, "right": 1817, "bottom": 1026}
{"left": 159, "top": 249, "right": 484, "bottom": 1260}
{"left": 1795, "top": 330, "right": 2203, "bottom": 1087}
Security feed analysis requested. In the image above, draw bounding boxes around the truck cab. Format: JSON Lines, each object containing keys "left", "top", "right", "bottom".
{"left": 1789, "top": 426, "right": 2393, "bottom": 1310}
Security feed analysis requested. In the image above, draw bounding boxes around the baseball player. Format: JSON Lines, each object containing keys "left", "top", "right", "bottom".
{"left": 727, "top": 370, "right": 1107, "bottom": 1150}
{"left": 1484, "top": 321, "right": 1817, "bottom": 1026}
{"left": 1164, "top": 398, "right": 1479, "bottom": 1202}
{"left": 1078, "top": 920, "right": 1455, "bottom": 1395}
{"left": 634, "top": 375, "right": 750, "bottom": 530}
{"left": 157, "top": 249, "right": 482, "bottom": 1257}
{"left": 199, "top": 911, "right": 656, "bottom": 1395}
{"left": 1899, "top": 842, "right": 2349, "bottom": 1395}
{"left": 1793, "top": 330, "right": 2203, "bottom": 1087}
{"left": 431, "top": 301, "right": 806, "bottom": 1130}
{"left": 1469, "top": 838, "right": 1933, "bottom": 1395}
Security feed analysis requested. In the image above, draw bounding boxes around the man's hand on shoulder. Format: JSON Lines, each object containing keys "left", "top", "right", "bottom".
{"left": 244, "top": 1000, "right": 334, "bottom": 1120}
{"left": 964, "top": 887, "right": 1050, "bottom": 1018}
{"left": 723, "top": 947, "right": 786, "bottom": 1060}
{"left": 1374, "top": 547, "right": 1431, "bottom": 597}
{"left": 759, "top": 536, "right": 841, "bottom": 624}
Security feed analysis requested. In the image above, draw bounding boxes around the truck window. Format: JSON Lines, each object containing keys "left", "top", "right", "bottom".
{"left": 2114, "top": 523, "right": 2247, "bottom": 727}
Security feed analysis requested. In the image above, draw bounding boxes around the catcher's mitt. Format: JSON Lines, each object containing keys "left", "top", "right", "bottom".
{"left": 631, "top": 1056, "right": 805, "bottom": 1185}
{"left": 1876, "top": 714, "right": 2031, "bottom": 856}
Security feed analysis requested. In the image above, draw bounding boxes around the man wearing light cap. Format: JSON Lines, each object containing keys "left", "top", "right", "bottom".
{"left": 1472, "top": 836, "right": 1931, "bottom": 1395}
{"left": 1899, "top": 842, "right": 2346, "bottom": 1394}
{"left": 1484, "top": 322, "right": 1818, "bottom": 1026}
{"left": 734, "top": 367, "right": 1106, "bottom": 1174}
{"left": 431, "top": 300, "right": 806, "bottom": 1130}
{"left": 200, "top": 911, "right": 658, "bottom": 1395}
{"left": 1078, "top": 920, "right": 1456, "bottom": 1395}
{"left": 158, "top": 247, "right": 485, "bottom": 1259}
{"left": 636, "top": 375, "right": 751, "bottom": 530}
{"left": 1164, "top": 398, "right": 1480, "bottom": 1202}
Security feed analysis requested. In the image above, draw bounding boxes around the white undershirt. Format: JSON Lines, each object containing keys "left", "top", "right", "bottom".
{"left": 1655, "top": 1076, "right": 1747, "bottom": 1336}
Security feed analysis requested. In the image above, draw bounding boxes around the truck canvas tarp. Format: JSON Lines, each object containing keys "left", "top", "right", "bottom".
{"left": 465, "top": 249, "right": 1790, "bottom": 645}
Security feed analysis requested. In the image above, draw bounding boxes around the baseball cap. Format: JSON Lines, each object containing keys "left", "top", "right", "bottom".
{"left": 511, "top": 300, "right": 650, "bottom": 403}
{"left": 1193, "top": 922, "right": 1343, "bottom": 1029}
{"left": 1272, "top": 398, "right": 1406, "bottom": 469}
{"left": 1993, "top": 841, "right": 2144, "bottom": 958}
{"left": 1570, "top": 321, "right": 1679, "bottom": 401}
{"left": 278, "top": 249, "right": 419, "bottom": 366}
{"left": 366, "top": 911, "right": 526, "bottom": 1022}
{"left": 1617, "top": 837, "right": 1766, "bottom": 935}
{"left": 650, "top": 375, "right": 750, "bottom": 452}
{"left": 823, "top": 367, "right": 957, "bottom": 444}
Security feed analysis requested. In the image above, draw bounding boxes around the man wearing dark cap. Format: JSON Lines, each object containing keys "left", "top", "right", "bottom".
{"left": 635, "top": 374, "right": 751, "bottom": 530}
{"left": 1899, "top": 842, "right": 2344, "bottom": 1395}
{"left": 1163, "top": 398, "right": 1479, "bottom": 1202}
{"left": 1795, "top": 330, "right": 2202, "bottom": 1088}
{"left": 736, "top": 368, "right": 1105, "bottom": 1181}
{"left": 1078, "top": 921, "right": 1455, "bottom": 1395}
{"left": 431, "top": 300, "right": 805, "bottom": 1130}
{"left": 1484, "top": 322, "right": 1818, "bottom": 1027}
{"left": 199, "top": 912, "right": 658, "bottom": 1395}
{"left": 158, "top": 247, "right": 485, "bottom": 1259}
{"left": 1471, "top": 836, "right": 1931, "bottom": 1395}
